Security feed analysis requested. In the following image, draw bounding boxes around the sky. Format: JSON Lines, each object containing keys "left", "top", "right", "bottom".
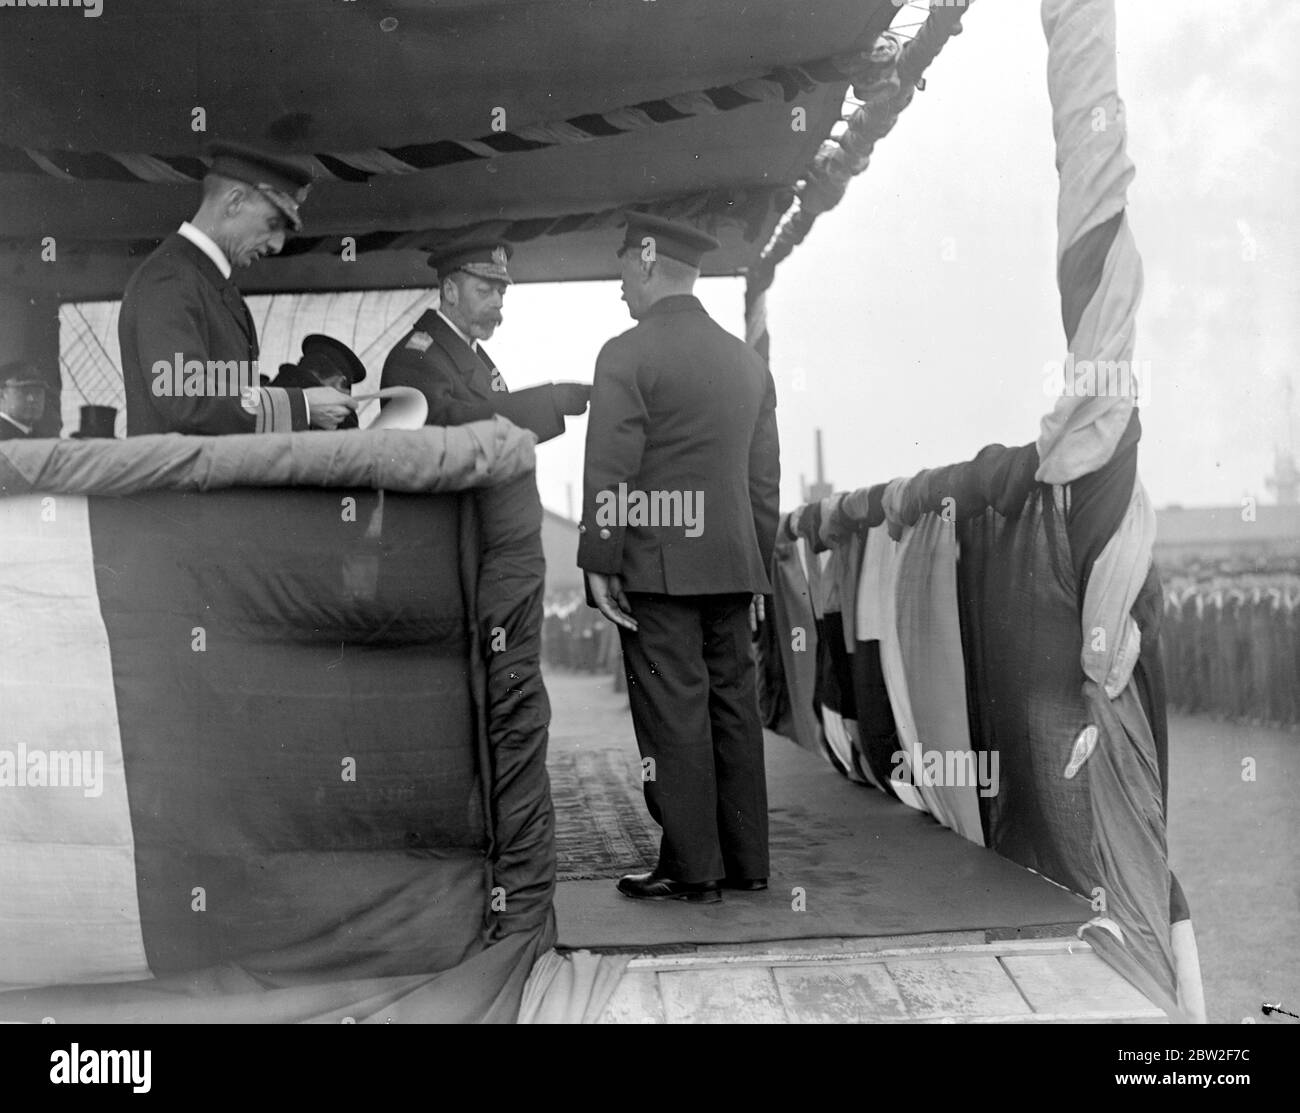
{"left": 477, "top": 0, "right": 1300, "bottom": 519}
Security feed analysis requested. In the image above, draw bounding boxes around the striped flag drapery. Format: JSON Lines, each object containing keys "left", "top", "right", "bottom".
{"left": 762, "top": 0, "right": 1187, "bottom": 1019}
{"left": 0, "top": 422, "right": 557, "bottom": 1022}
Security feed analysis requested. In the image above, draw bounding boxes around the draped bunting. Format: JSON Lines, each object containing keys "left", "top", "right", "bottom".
{"left": 762, "top": 0, "right": 1190, "bottom": 1018}
{"left": 0, "top": 425, "right": 556, "bottom": 1022}
{"left": 0, "top": 54, "right": 875, "bottom": 187}
{"left": 747, "top": 0, "right": 972, "bottom": 306}
{"left": 743, "top": 0, "right": 973, "bottom": 402}
{"left": 772, "top": 424, "right": 1183, "bottom": 1017}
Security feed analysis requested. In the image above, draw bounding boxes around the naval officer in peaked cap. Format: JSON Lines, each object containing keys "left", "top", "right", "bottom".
{"left": 380, "top": 242, "right": 590, "bottom": 442}
{"left": 119, "top": 141, "right": 357, "bottom": 436}
{"left": 578, "top": 211, "right": 782, "bottom": 903}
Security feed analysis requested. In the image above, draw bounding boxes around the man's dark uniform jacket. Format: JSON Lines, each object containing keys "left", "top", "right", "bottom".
{"left": 119, "top": 233, "right": 310, "bottom": 436}
{"left": 577, "top": 293, "right": 781, "bottom": 884}
{"left": 578, "top": 294, "right": 780, "bottom": 593}
{"left": 380, "top": 309, "right": 569, "bottom": 442}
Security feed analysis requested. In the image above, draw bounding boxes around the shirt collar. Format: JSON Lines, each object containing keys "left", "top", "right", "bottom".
{"left": 0, "top": 412, "right": 32, "bottom": 435}
{"left": 436, "top": 308, "right": 479, "bottom": 352}
{"left": 644, "top": 293, "right": 704, "bottom": 318}
{"left": 178, "top": 221, "right": 232, "bottom": 281}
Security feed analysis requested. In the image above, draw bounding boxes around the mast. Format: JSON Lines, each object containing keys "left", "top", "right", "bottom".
{"left": 1265, "top": 376, "right": 1299, "bottom": 504}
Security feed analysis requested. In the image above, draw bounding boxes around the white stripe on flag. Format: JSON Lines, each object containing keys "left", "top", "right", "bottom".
{"left": 856, "top": 526, "right": 926, "bottom": 814}
{"left": 894, "top": 516, "right": 985, "bottom": 845}
{"left": 0, "top": 495, "right": 151, "bottom": 987}
{"left": 819, "top": 705, "right": 870, "bottom": 787}
{"left": 1036, "top": 0, "right": 1141, "bottom": 485}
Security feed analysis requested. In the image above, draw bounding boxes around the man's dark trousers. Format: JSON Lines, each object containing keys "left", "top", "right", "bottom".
{"left": 618, "top": 591, "right": 769, "bottom": 884}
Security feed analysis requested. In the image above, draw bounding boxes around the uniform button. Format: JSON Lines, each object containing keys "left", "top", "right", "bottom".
{"left": 578, "top": 523, "right": 586, "bottom": 534}
{"left": 599, "top": 528, "right": 612, "bottom": 540}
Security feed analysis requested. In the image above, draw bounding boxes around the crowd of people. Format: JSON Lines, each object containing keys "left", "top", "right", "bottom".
{"left": 1161, "top": 577, "right": 1300, "bottom": 728}
{"left": 541, "top": 595, "right": 621, "bottom": 675}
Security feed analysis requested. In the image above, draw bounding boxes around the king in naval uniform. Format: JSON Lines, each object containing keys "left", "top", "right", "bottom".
{"left": 380, "top": 242, "right": 589, "bottom": 441}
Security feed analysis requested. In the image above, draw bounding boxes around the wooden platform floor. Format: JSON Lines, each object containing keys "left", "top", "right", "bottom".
{"left": 595, "top": 936, "right": 1166, "bottom": 1024}
{"left": 545, "top": 670, "right": 1093, "bottom": 951}
{"left": 542, "top": 669, "right": 1165, "bottom": 1021}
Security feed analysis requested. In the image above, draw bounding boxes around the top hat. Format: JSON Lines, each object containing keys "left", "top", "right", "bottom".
{"left": 70, "top": 405, "right": 118, "bottom": 439}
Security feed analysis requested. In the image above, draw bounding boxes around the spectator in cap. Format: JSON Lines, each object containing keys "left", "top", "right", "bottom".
{"left": 273, "top": 334, "right": 367, "bottom": 429}
{"left": 0, "top": 360, "right": 48, "bottom": 440}
{"left": 578, "top": 211, "right": 781, "bottom": 903}
{"left": 118, "top": 140, "right": 355, "bottom": 436}
{"left": 380, "top": 241, "right": 590, "bottom": 443}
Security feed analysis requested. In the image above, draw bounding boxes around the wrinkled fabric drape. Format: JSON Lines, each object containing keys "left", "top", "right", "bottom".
{"left": 0, "top": 424, "right": 555, "bottom": 1022}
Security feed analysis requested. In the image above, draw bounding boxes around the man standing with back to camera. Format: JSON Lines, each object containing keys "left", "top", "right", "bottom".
{"left": 579, "top": 213, "right": 781, "bottom": 903}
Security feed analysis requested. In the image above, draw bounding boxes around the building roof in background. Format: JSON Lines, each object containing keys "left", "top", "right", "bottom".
{"left": 1155, "top": 506, "right": 1300, "bottom": 575}
{"left": 541, "top": 506, "right": 582, "bottom": 595}
{"left": 1155, "top": 505, "right": 1300, "bottom": 548}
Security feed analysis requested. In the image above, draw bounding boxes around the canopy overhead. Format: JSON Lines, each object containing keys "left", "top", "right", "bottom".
{"left": 0, "top": 0, "right": 902, "bottom": 300}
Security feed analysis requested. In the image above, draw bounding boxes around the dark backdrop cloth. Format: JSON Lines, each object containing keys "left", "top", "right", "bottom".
{"left": 843, "top": 419, "right": 1186, "bottom": 931}
{"left": 1129, "top": 564, "right": 1189, "bottom": 924}
{"left": 757, "top": 592, "right": 788, "bottom": 733}
{"left": 849, "top": 638, "right": 903, "bottom": 794}
{"left": 813, "top": 611, "right": 857, "bottom": 781}
{"left": 769, "top": 528, "right": 823, "bottom": 758}
{"left": 87, "top": 488, "right": 486, "bottom": 979}
{"left": 955, "top": 480, "right": 1178, "bottom": 1012}
{"left": 471, "top": 473, "right": 557, "bottom": 941}
{"left": 957, "top": 489, "right": 1098, "bottom": 880}
{"left": 762, "top": 420, "right": 1183, "bottom": 1013}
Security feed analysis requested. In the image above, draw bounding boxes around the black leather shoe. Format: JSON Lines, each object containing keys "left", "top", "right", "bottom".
{"left": 720, "top": 877, "right": 768, "bottom": 891}
{"left": 617, "top": 870, "right": 721, "bottom": 903}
